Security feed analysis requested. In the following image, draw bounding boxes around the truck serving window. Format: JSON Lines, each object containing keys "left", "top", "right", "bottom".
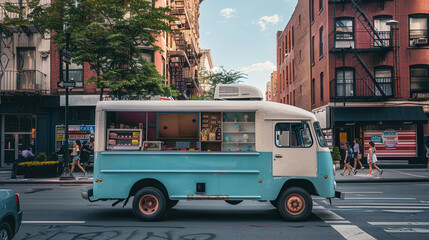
{"left": 275, "top": 123, "right": 313, "bottom": 148}
{"left": 313, "top": 122, "right": 328, "bottom": 147}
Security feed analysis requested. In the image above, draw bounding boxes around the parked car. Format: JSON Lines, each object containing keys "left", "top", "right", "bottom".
{"left": 0, "top": 189, "right": 22, "bottom": 240}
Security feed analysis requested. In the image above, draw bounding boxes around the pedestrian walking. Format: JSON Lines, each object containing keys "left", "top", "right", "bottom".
{"left": 353, "top": 138, "right": 364, "bottom": 171}
{"left": 70, "top": 140, "right": 87, "bottom": 176}
{"left": 341, "top": 142, "right": 356, "bottom": 176}
{"left": 368, "top": 141, "right": 383, "bottom": 176}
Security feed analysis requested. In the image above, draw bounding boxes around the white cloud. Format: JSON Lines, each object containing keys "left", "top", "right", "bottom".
{"left": 240, "top": 60, "right": 276, "bottom": 73}
{"left": 255, "top": 14, "right": 281, "bottom": 31}
{"left": 220, "top": 8, "right": 236, "bottom": 19}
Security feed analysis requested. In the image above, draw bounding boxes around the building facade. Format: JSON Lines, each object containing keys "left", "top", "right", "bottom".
{"left": 0, "top": 0, "right": 206, "bottom": 167}
{"left": 265, "top": 81, "right": 272, "bottom": 101}
{"left": 276, "top": 0, "right": 429, "bottom": 163}
{"left": 270, "top": 71, "right": 278, "bottom": 102}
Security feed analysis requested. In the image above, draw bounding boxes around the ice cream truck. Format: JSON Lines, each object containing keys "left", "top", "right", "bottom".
{"left": 82, "top": 84, "right": 343, "bottom": 221}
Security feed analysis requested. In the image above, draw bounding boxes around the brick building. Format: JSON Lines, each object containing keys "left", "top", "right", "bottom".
{"left": 0, "top": 0, "right": 205, "bottom": 167}
{"left": 270, "top": 71, "right": 278, "bottom": 102}
{"left": 276, "top": 0, "right": 429, "bottom": 163}
{"left": 265, "top": 81, "right": 272, "bottom": 101}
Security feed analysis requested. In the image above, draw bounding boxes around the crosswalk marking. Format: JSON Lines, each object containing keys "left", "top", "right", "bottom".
{"left": 336, "top": 206, "right": 429, "bottom": 209}
{"left": 384, "top": 228, "right": 429, "bottom": 233}
{"left": 368, "top": 222, "right": 429, "bottom": 226}
{"left": 331, "top": 225, "right": 376, "bottom": 240}
{"left": 344, "top": 197, "right": 416, "bottom": 200}
{"left": 325, "top": 220, "right": 351, "bottom": 224}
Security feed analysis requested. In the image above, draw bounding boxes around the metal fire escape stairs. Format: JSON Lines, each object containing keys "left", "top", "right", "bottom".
{"left": 349, "top": 0, "right": 387, "bottom": 97}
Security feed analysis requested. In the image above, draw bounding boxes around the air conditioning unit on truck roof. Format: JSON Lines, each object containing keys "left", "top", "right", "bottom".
{"left": 214, "top": 84, "right": 263, "bottom": 101}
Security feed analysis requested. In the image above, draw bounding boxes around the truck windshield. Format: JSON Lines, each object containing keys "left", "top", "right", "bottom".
{"left": 313, "top": 122, "right": 328, "bottom": 147}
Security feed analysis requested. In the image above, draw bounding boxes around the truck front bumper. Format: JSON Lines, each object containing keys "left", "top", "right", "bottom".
{"left": 81, "top": 186, "right": 93, "bottom": 200}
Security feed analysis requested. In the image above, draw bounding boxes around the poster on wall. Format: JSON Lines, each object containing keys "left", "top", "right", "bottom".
{"left": 339, "top": 132, "right": 347, "bottom": 149}
{"left": 364, "top": 126, "right": 416, "bottom": 157}
{"left": 56, "top": 125, "right": 95, "bottom": 151}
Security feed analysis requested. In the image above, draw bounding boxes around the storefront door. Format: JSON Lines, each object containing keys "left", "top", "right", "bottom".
{"left": 2, "top": 133, "right": 33, "bottom": 166}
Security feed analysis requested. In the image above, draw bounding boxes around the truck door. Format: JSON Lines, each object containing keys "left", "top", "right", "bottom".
{"left": 272, "top": 121, "right": 317, "bottom": 177}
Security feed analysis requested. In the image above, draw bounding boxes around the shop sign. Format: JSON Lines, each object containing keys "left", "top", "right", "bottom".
{"left": 382, "top": 129, "right": 398, "bottom": 147}
{"left": 339, "top": 132, "right": 347, "bottom": 149}
{"left": 56, "top": 125, "right": 95, "bottom": 151}
{"left": 370, "top": 135, "right": 383, "bottom": 143}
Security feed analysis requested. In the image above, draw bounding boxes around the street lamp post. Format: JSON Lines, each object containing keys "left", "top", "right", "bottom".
{"left": 60, "top": 32, "right": 74, "bottom": 180}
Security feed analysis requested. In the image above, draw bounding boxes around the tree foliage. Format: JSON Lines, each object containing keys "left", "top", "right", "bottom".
{"left": 0, "top": 0, "right": 177, "bottom": 99}
{"left": 199, "top": 66, "right": 247, "bottom": 99}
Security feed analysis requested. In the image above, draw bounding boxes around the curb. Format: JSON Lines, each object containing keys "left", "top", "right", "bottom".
{"left": 336, "top": 178, "right": 429, "bottom": 183}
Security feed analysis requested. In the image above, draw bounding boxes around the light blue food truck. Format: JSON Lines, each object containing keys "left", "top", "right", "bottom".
{"left": 82, "top": 85, "right": 343, "bottom": 221}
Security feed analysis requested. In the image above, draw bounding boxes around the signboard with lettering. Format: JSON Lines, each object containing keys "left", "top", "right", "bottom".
{"left": 364, "top": 126, "right": 416, "bottom": 157}
{"left": 56, "top": 125, "right": 95, "bottom": 151}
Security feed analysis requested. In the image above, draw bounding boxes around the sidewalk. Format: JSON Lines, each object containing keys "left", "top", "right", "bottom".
{"left": 1, "top": 167, "right": 429, "bottom": 184}
{"left": 335, "top": 168, "right": 429, "bottom": 183}
{"left": 0, "top": 169, "right": 93, "bottom": 184}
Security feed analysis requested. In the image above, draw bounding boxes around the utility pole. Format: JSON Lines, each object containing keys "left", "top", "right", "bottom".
{"left": 60, "top": 32, "right": 74, "bottom": 180}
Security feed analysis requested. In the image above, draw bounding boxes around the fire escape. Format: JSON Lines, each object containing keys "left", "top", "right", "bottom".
{"left": 330, "top": 0, "right": 398, "bottom": 101}
{"left": 0, "top": 2, "right": 48, "bottom": 96}
{"left": 169, "top": 0, "right": 201, "bottom": 99}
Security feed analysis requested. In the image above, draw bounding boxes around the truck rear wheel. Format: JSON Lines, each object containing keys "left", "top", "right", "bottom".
{"left": 132, "top": 187, "right": 166, "bottom": 221}
{"left": 225, "top": 200, "right": 243, "bottom": 205}
{"left": 277, "top": 187, "right": 312, "bottom": 221}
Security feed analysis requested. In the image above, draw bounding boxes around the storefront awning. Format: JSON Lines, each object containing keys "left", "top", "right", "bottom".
{"left": 332, "top": 106, "right": 428, "bottom": 123}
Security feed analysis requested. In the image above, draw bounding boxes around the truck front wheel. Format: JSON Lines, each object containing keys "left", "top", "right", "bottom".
{"left": 132, "top": 187, "right": 167, "bottom": 221}
{"left": 277, "top": 187, "right": 312, "bottom": 221}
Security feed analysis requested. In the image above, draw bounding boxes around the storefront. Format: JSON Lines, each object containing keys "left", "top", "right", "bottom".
{"left": 329, "top": 106, "right": 428, "bottom": 163}
{"left": 0, "top": 96, "right": 59, "bottom": 167}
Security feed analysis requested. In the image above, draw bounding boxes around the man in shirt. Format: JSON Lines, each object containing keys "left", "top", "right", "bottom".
{"left": 21, "top": 146, "right": 34, "bottom": 160}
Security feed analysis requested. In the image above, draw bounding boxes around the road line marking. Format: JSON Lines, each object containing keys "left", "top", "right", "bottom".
{"left": 22, "top": 221, "right": 86, "bottom": 224}
{"left": 343, "top": 192, "right": 383, "bottom": 194}
{"left": 325, "top": 220, "right": 351, "bottom": 224}
{"left": 369, "top": 222, "right": 429, "bottom": 226}
{"left": 388, "top": 169, "right": 427, "bottom": 178}
{"left": 336, "top": 206, "right": 429, "bottom": 209}
{"left": 336, "top": 203, "right": 429, "bottom": 206}
{"left": 331, "top": 225, "right": 376, "bottom": 240}
{"left": 384, "top": 228, "right": 429, "bottom": 233}
{"left": 383, "top": 210, "right": 425, "bottom": 213}
{"left": 344, "top": 198, "right": 416, "bottom": 200}
{"left": 313, "top": 206, "right": 325, "bottom": 209}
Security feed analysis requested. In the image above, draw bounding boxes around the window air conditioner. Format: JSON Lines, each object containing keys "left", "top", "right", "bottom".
{"left": 416, "top": 37, "right": 428, "bottom": 45}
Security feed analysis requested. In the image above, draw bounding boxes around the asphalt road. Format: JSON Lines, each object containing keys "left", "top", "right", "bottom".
{"left": 4, "top": 182, "right": 429, "bottom": 240}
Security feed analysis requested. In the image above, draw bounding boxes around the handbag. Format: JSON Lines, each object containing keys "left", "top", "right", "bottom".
{"left": 357, "top": 153, "right": 362, "bottom": 160}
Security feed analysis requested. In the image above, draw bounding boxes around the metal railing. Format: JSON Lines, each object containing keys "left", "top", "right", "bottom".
{"left": 329, "top": 30, "right": 392, "bottom": 51}
{"left": 0, "top": 70, "right": 49, "bottom": 94}
{"left": 330, "top": 76, "right": 394, "bottom": 99}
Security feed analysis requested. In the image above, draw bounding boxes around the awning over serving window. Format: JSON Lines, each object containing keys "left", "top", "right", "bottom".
{"left": 331, "top": 106, "right": 428, "bottom": 123}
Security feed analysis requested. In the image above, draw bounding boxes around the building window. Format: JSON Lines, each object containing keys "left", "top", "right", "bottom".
{"left": 311, "top": 0, "right": 315, "bottom": 23}
{"left": 320, "top": 72, "right": 324, "bottom": 101}
{"left": 409, "top": 14, "right": 428, "bottom": 46}
{"left": 292, "top": 26, "right": 294, "bottom": 49}
{"left": 336, "top": 68, "right": 355, "bottom": 97}
{"left": 319, "top": 26, "right": 324, "bottom": 58}
{"left": 17, "top": 47, "right": 36, "bottom": 90}
{"left": 77, "top": 108, "right": 91, "bottom": 121}
{"left": 299, "top": 15, "right": 301, "bottom": 25}
{"left": 335, "top": 18, "right": 354, "bottom": 48}
{"left": 374, "top": 16, "right": 392, "bottom": 47}
{"left": 63, "top": 62, "right": 84, "bottom": 88}
{"left": 374, "top": 67, "right": 393, "bottom": 96}
{"left": 311, "top": 36, "right": 315, "bottom": 65}
{"left": 410, "top": 65, "right": 429, "bottom": 98}
{"left": 311, "top": 78, "right": 315, "bottom": 105}
{"left": 319, "top": 0, "right": 323, "bottom": 12}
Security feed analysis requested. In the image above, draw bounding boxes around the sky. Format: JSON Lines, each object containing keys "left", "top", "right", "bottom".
{"left": 199, "top": 0, "right": 298, "bottom": 95}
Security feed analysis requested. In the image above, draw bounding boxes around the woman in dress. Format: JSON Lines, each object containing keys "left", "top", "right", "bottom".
{"left": 353, "top": 138, "right": 364, "bottom": 171}
{"left": 70, "top": 140, "right": 87, "bottom": 175}
{"left": 368, "top": 141, "right": 383, "bottom": 176}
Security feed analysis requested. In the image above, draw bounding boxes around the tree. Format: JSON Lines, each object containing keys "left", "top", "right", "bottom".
{"left": 200, "top": 66, "right": 247, "bottom": 99}
{"left": 1, "top": 0, "right": 177, "bottom": 99}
